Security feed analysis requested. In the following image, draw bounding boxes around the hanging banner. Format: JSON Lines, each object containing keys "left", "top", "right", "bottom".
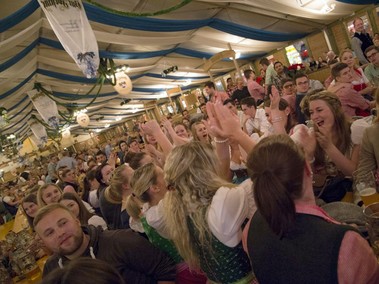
{"left": 29, "top": 135, "right": 43, "bottom": 149}
{"left": 28, "top": 89, "right": 60, "bottom": 129}
{"left": 29, "top": 120, "right": 48, "bottom": 147}
{"left": 37, "top": 0, "right": 99, "bottom": 78}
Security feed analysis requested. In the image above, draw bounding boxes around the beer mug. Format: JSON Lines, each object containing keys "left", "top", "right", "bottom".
{"left": 354, "top": 171, "right": 379, "bottom": 206}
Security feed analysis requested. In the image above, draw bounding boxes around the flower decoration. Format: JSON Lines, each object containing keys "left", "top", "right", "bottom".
{"left": 0, "top": 107, "right": 9, "bottom": 128}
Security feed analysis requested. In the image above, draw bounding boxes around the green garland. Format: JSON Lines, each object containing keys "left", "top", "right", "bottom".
{"left": 28, "top": 59, "right": 116, "bottom": 139}
{"left": 85, "top": 0, "right": 192, "bottom": 17}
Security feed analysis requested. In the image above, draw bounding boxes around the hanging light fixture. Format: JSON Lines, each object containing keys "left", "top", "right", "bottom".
{"left": 61, "top": 128, "right": 71, "bottom": 139}
{"left": 76, "top": 111, "right": 90, "bottom": 127}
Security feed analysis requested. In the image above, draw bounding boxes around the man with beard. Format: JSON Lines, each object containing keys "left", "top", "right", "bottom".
{"left": 34, "top": 203, "right": 176, "bottom": 283}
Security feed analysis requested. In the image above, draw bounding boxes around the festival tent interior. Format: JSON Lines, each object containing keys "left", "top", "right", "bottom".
{"left": 0, "top": 0, "right": 377, "bottom": 167}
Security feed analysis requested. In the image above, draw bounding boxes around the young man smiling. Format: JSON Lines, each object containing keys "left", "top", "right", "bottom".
{"left": 240, "top": 97, "right": 270, "bottom": 138}
{"left": 34, "top": 203, "right": 176, "bottom": 283}
{"left": 328, "top": 62, "right": 372, "bottom": 120}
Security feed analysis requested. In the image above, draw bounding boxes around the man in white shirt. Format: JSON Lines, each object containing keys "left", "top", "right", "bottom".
{"left": 240, "top": 97, "right": 270, "bottom": 138}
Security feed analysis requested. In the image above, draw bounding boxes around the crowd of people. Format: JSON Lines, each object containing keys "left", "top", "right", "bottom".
{"left": 1, "top": 16, "right": 379, "bottom": 284}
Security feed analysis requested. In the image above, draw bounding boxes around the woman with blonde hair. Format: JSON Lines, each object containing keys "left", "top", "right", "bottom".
{"left": 163, "top": 141, "right": 255, "bottom": 283}
{"left": 339, "top": 49, "right": 373, "bottom": 97}
{"left": 38, "top": 183, "right": 95, "bottom": 212}
{"left": 191, "top": 121, "right": 212, "bottom": 145}
{"left": 126, "top": 163, "right": 206, "bottom": 283}
{"left": 101, "top": 163, "right": 134, "bottom": 229}
{"left": 37, "top": 184, "right": 62, "bottom": 207}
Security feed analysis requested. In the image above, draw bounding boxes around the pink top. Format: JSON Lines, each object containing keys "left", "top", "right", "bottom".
{"left": 247, "top": 80, "right": 265, "bottom": 101}
{"left": 242, "top": 204, "right": 379, "bottom": 283}
{"left": 329, "top": 83, "right": 370, "bottom": 119}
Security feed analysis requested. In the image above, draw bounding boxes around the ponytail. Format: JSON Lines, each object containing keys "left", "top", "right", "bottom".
{"left": 253, "top": 171, "right": 296, "bottom": 237}
{"left": 125, "top": 195, "right": 142, "bottom": 220}
{"left": 247, "top": 134, "right": 305, "bottom": 237}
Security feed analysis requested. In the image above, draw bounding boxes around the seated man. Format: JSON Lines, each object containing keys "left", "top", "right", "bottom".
{"left": 34, "top": 203, "right": 176, "bottom": 283}
{"left": 231, "top": 77, "right": 250, "bottom": 103}
{"left": 328, "top": 62, "right": 372, "bottom": 120}
{"left": 244, "top": 69, "right": 265, "bottom": 104}
{"left": 364, "top": 45, "right": 379, "bottom": 86}
{"left": 280, "top": 78, "right": 296, "bottom": 110}
{"left": 240, "top": 97, "right": 270, "bottom": 139}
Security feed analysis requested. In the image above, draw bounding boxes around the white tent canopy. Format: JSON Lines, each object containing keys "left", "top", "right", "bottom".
{"left": 0, "top": 0, "right": 374, "bottom": 140}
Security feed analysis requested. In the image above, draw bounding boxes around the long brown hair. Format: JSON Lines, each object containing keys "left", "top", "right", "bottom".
{"left": 301, "top": 91, "right": 351, "bottom": 168}
{"left": 247, "top": 135, "right": 305, "bottom": 237}
{"left": 21, "top": 193, "right": 38, "bottom": 230}
{"left": 60, "top": 192, "right": 93, "bottom": 225}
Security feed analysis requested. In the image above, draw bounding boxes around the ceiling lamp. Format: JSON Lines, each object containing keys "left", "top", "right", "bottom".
{"left": 76, "top": 112, "right": 90, "bottom": 127}
{"left": 61, "top": 128, "right": 71, "bottom": 139}
{"left": 113, "top": 66, "right": 133, "bottom": 97}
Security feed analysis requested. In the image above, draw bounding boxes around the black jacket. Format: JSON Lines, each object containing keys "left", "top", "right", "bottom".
{"left": 43, "top": 225, "right": 176, "bottom": 283}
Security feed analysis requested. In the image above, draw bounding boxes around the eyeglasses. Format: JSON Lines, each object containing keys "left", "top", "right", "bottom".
{"left": 283, "top": 83, "right": 294, "bottom": 89}
{"left": 367, "top": 51, "right": 378, "bottom": 60}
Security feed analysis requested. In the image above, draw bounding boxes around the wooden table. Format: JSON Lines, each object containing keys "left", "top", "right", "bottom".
{"left": 0, "top": 209, "right": 46, "bottom": 283}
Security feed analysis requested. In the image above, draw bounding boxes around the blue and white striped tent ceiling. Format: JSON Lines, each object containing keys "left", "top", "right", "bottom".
{"left": 0, "top": 0, "right": 375, "bottom": 138}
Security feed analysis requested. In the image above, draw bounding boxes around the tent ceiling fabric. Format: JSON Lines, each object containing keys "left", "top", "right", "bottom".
{"left": 0, "top": 0, "right": 374, "bottom": 138}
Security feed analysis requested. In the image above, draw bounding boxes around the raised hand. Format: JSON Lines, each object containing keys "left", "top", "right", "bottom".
{"left": 269, "top": 86, "right": 280, "bottom": 110}
{"left": 160, "top": 117, "right": 173, "bottom": 131}
{"left": 315, "top": 126, "right": 333, "bottom": 151}
{"left": 140, "top": 120, "right": 161, "bottom": 136}
{"left": 290, "top": 124, "right": 316, "bottom": 161}
{"left": 206, "top": 102, "right": 241, "bottom": 138}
